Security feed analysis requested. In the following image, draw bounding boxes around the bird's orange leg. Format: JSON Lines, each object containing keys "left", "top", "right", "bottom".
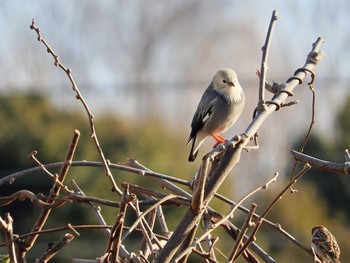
{"left": 211, "top": 134, "right": 227, "bottom": 147}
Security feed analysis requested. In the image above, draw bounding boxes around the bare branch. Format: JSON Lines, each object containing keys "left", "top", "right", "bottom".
{"left": 156, "top": 30, "right": 325, "bottom": 263}
{"left": 106, "top": 185, "right": 134, "bottom": 263}
{"left": 30, "top": 19, "right": 122, "bottom": 196}
{"left": 236, "top": 164, "right": 312, "bottom": 261}
{"left": 0, "top": 225, "right": 111, "bottom": 248}
{"left": 70, "top": 180, "right": 111, "bottom": 237}
{"left": 191, "top": 158, "right": 209, "bottom": 211}
{"left": 258, "top": 10, "right": 278, "bottom": 110}
{"left": 35, "top": 233, "right": 74, "bottom": 263}
{"left": 228, "top": 203, "right": 257, "bottom": 262}
{"left": 173, "top": 173, "right": 278, "bottom": 262}
{"left": 0, "top": 190, "right": 67, "bottom": 208}
{"left": 22, "top": 130, "right": 80, "bottom": 257}
{"left": 292, "top": 150, "right": 350, "bottom": 175}
{"left": 0, "top": 213, "right": 17, "bottom": 263}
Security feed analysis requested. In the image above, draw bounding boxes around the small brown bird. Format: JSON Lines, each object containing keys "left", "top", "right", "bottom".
{"left": 187, "top": 68, "right": 245, "bottom": 162}
{"left": 311, "top": 225, "right": 341, "bottom": 263}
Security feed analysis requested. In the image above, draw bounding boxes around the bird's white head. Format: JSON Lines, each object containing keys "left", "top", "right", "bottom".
{"left": 212, "top": 68, "right": 242, "bottom": 100}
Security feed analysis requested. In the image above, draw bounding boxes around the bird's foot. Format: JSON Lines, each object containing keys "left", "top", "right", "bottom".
{"left": 211, "top": 134, "right": 227, "bottom": 145}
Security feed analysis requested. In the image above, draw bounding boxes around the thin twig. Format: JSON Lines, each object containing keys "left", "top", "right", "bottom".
{"left": 102, "top": 185, "right": 134, "bottom": 263}
{"left": 0, "top": 160, "right": 190, "bottom": 188}
{"left": 0, "top": 213, "right": 17, "bottom": 263}
{"left": 122, "top": 194, "right": 187, "bottom": 241}
{"left": 235, "top": 164, "right": 312, "bottom": 260}
{"left": 214, "top": 218, "right": 275, "bottom": 263}
{"left": 173, "top": 173, "right": 278, "bottom": 262}
{"left": 204, "top": 212, "right": 216, "bottom": 262}
{"left": 138, "top": 198, "right": 158, "bottom": 258}
{"left": 22, "top": 130, "right": 80, "bottom": 258}
{"left": 30, "top": 19, "right": 122, "bottom": 196}
{"left": 289, "top": 72, "right": 316, "bottom": 187}
{"left": 0, "top": 225, "right": 111, "bottom": 248}
{"left": 228, "top": 203, "right": 257, "bottom": 262}
{"left": 70, "top": 180, "right": 111, "bottom": 237}
{"left": 134, "top": 198, "right": 159, "bottom": 257}
{"left": 258, "top": 10, "right": 278, "bottom": 110}
{"left": 35, "top": 233, "right": 74, "bottom": 263}
{"left": 28, "top": 151, "right": 72, "bottom": 194}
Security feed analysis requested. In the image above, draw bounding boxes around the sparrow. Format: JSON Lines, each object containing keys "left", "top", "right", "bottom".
{"left": 187, "top": 68, "right": 245, "bottom": 162}
{"left": 311, "top": 225, "right": 341, "bottom": 263}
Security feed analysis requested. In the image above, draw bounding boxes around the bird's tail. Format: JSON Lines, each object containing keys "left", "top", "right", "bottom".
{"left": 188, "top": 136, "right": 203, "bottom": 162}
{"left": 188, "top": 137, "right": 198, "bottom": 162}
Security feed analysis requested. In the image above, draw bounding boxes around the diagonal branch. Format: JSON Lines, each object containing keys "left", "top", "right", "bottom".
{"left": 173, "top": 173, "right": 278, "bottom": 262}
{"left": 36, "top": 233, "right": 75, "bottom": 263}
{"left": 21, "top": 130, "right": 80, "bottom": 259}
{"left": 155, "top": 33, "right": 325, "bottom": 263}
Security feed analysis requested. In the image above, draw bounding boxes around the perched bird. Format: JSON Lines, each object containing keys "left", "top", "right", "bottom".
{"left": 187, "top": 68, "right": 245, "bottom": 162}
{"left": 311, "top": 225, "right": 341, "bottom": 263}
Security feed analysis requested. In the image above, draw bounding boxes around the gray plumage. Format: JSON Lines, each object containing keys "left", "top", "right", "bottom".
{"left": 187, "top": 68, "right": 245, "bottom": 162}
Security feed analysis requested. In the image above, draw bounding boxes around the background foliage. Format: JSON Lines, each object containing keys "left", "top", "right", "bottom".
{"left": 1, "top": 92, "right": 350, "bottom": 262}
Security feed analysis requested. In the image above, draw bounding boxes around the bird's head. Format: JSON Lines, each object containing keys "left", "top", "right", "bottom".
{"left": 212, "top": 68, "right": 242, "bottom": 100}
{"left": 312, "top": 225, "right": 327, "bottom": 236}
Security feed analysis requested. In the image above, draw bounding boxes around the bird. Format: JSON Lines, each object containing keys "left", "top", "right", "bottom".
{"left": 311, "top": 225, "right": 341, "bottom": 263}
{"left": 187, "top": 68, "right": 245, "bottom": 162}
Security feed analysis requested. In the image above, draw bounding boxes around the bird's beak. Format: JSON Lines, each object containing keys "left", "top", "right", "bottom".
{"left": 228, "top": 81, "right": 235, "bottom": 87}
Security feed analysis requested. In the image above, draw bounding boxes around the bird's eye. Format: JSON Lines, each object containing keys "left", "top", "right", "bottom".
{"left": 222, "top": 80, "right": 227, "bottom": 84}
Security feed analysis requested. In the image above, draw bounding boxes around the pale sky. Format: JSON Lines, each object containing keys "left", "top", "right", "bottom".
{"left": 0, "top": 0, "right": 349, "bottom": 191}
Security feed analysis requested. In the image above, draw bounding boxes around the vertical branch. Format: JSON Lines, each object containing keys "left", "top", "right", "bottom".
{"left": 228, "top": 203, "right": 257, "bottom": 262}
{"left": 0, "top": 213, "right": 17, "bottom": 263}
{"left": 203, "top": 212, "right": 216, "bottom": 262}
{"left": 103, "top": 185, "right": 135, "bottom": 263}
{"left": 191, "top": 158, "right": 209, "bottom": 211}
{"left": 156, "top": 205, "right": 170, "bottom": 236}
{"left": 258, "top": 10, "right": 278, "bottom": 109}
{"left": 290, "top": 74, "right": 316, "bottom": 183}
{"left": 139, "top": 201, "right": 158, "bottom": 258}
{"left": 134, "top": 198, "right": 158, "bottom": 255}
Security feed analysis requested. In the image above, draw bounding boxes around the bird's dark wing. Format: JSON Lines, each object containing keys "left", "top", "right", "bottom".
{"left": 188, "top": 89, "right": 217, "bottom": 142}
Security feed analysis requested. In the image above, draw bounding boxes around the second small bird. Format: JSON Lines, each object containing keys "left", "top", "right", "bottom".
{"left": 187, "top": 68, "right": 245, "bottom": 162}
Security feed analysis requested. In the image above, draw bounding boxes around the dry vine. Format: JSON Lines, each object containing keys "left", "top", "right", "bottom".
{"left": 0, "top": 10, "right": 332, "bottom": 263}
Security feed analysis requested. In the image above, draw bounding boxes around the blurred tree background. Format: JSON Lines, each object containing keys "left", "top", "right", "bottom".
{"left": 1, "top": 1, "right": 350, "bottom": 262}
